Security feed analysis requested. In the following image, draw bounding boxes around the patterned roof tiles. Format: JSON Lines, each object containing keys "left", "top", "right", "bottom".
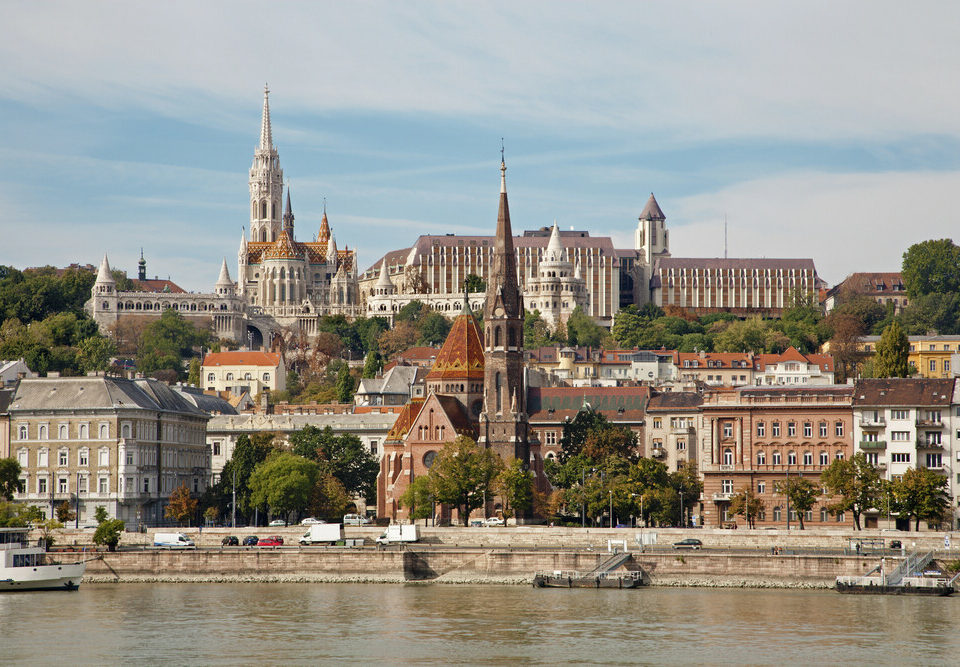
{"left": 425, "top": 310, "right": 484, "bottom": 381}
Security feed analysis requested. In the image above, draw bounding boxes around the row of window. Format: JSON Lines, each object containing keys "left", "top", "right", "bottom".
{"left": 737, "top": 421, "right": 845, "bottom": 439}
{"left": 750, "top": 449, "right": 843, "bottom": 466}
{"left": 17, "top": 447, "right": 108, "bottom": 468}
{"left": 27, "top": 475, "right": 109, "bottom": 495}
{"left": 208, "top": 372, "right": 271, "bottom": 382}
{"left": 17, "top": 423, "right": 110, "bottom": 441}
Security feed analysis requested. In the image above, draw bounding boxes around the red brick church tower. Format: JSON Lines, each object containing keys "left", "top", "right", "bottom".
{"left": 478, "top": 156, "right": 530, "bottom": 465}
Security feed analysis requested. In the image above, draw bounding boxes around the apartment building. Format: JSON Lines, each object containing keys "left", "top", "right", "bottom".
{"left": 9, "top": 376, "right": 211, "bottom": 527}
{"left": 753, "top": 347, "right": 835, "bottom": 386}
{"left": 700, "top": 386, "right": 855, "bottom": 528}
{"left": 859, "top": 334, "right": 960, "bottom": 379}
{"left": 677, "top": 352, "right": 754, "bottom": 387}
{"left": 202, "top": 350, "right": 286, "bottom": 395}
{"left": 851, "top": 378, "right": 956, "bottom": 529}
{"left": 644, "top": 392, "right": 702, "bottom": 472}
{"left": 823, "top": 272, "right": 909, "bottom": 314}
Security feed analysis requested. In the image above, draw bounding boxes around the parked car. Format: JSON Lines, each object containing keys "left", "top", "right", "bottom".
{"left": 483, "top": 517, "right": 505, "bottom": 527}
{"left": 242, "top": 535, "right": 259, "bottom": 546}
{"left": 889, "top": 540, "right": 902, "bottom": 550}
{"left": 469, "top": 519, "right": 484, "bottom": 527}
{"left": 259, "top": 536, "right": 284, "bottom": 547}
{"left": 301, "top": 517, "right": 326, "bottom": 526}
{"left": 343, "top": 514, "right": 371, "bottom": 526}
{"left": 268, "top": 519, "right": 286, "bottom": 527}
{"left": 221, "top": 535, "right": 239, "bottom": 546}
{"left": 673, "top": 538, "right": 703, "bottom": 550}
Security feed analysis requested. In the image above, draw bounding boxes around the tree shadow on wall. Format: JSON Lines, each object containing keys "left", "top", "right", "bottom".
{"left": 402, "top": 551, "right": 438, "bottom": 581}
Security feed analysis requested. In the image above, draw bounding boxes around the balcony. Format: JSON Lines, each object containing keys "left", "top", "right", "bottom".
{"left": 859, "top": 440, "right": 886, "bottom": 450}
{"left": 917, "top": 439, "right": 944, "bottom": 449}
{"left": 916, "top": 419, "right": 945, "bottom": 428}
{"left": 859, "top": 417, "right": 886, "bottom": 428}
{"left": 651, "top": 447, "right": 665, "bottom": 458}
{"left": 719, "top": 464, "right": 736, "bottom": 471}
{"left": 712, "top": 492, "right": 733, "bottom": 502}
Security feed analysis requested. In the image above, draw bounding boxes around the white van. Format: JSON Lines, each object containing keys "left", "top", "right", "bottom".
{"left": 153, "top": 532, "right": 195, "bottom": 548}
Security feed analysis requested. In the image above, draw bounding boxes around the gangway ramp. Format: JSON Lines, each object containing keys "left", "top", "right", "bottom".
{"left": 585, "top": 551, "right": 632, "bottom": 577}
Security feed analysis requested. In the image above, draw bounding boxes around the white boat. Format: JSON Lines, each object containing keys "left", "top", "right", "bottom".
{"left": 0, "top": 527, "right": 87, "bottom": 592}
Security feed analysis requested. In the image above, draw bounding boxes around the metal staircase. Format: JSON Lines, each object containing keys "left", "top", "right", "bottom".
{"left": 885, "top": 551, "right": 933, "bottom": 586}
{"left": 585, "top": 552, "right": 632, "bottom": 577}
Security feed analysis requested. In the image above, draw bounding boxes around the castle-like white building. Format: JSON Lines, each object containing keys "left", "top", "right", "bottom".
{"left": 86, "top": 87, "right": 361, "bottom": 347}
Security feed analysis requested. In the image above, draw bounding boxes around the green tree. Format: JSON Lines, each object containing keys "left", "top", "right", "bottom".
{"left": 215, "top": 433, "right": 277, "bottom": 521}
{"left": 775, "top": 477, "right": 820, "bottom": 529}
{"left": 0, "top": 501, "right": 42, "bottom": 527}
{"left": 875, "top": 320, "right": 910, "bottom": 378}
{"left": 0, "top": 458, "right": 21, "bottom": 500}
{"left": 566, "top": 306, "right": 607, "bottom": 347}
{"left": 902, "top": 238, "right": 960, "bottom": 298}
{"left": 496, "top": 458, "right": 534, "bottom": 519}
{"left": 187, "top": 357, "right": 202, "bottom": 386}
{"left": 288, "top": 426, "right": 378, "bottom": 499}
{"left": 820, "top": 452, "right": 883, "bottom": 530}
{"left": 362, "top": 351, "right": 383, "bottom": 379}
{"left": 418, "top": 312, "right": 452, "bottom": 347}
{"left": 335, "top": 364, "right": 355, "bottom": 403}
{"left": 165, "top": 483, "right": 198, "bottom": 526}
{"left": 427, "top": 436, "right": 503, "bottom": 526}
{"left": 309, "top": 469, "right": 353, "bottom": 521}
{"left": 94, "top": 506, "right": 109, "bottom": 524}
{"left": 524, "top": 310, "right": 558, "bottom": 349}
{"left": 137, "top": 309, "right": 210, "bottom": 378}
{"left": 713, "top": 317, "right": 788, "bottom": 353}
{"left": 728, "top": 486, "right": 765, "bottom": 528}
{"left": 900, "top": 292, "right": 960, "bottom": 336}
{"left": 671, "top": 461, "right": 703, "bottom": 525}
{"left": 890, "top": 467, "right": 950, "bottom": 530}
{"left": 93, "top": 519, "right": 125, "bottom": 551}
{"left": 395, "top": 300, "right": 426, "bottom": 324}
{"left": 398, "top": 476, "right": 435, "bottom": 522}
{"left": 248, "top": 452, "right": 320, "bottom": 521}
{"left": 77, "top": 335, "right": 117, "bottom": 373}
{"left": 463, "top": 273, "right": 486, "bottom": 293}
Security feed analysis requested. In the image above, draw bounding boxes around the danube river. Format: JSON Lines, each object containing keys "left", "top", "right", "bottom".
{"left": 2, "top": 584, "right": 958, "bottom": 664}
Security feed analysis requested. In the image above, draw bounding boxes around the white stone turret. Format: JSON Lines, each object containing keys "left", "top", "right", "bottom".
{"left": 326, "top": 233, "right": 338, "bottom": 265}
{"left": 635, "top": 192, "right": 670, "bottom": 267}
{"left": 545, "top": 220, "right": 564, "bottom": 262}
{"left": 375, "top": 259, "right": 396, "bottom": 296}
{"left": 216, "top": 258, "right": 235, "bottom": 296}
{"left": 94, "top": 254, "right": 115, "bottom": 293}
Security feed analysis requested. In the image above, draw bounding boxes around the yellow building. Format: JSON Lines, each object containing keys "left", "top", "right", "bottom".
{"left": 859, "top": 334, "right": 960, "bottom": 379}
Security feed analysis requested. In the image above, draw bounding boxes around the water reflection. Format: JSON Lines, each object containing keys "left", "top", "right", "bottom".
{"left": 1, "top": 584, "right": 958, "bottom": 665}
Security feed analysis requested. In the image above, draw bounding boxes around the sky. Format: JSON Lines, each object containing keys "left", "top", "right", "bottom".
{"left": 2, "top": 1, "right": 960, "bottom": 291}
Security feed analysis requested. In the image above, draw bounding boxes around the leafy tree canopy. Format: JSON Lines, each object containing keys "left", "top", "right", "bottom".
{"left": 902, "top": 238, "right": 960, "bottom": 298}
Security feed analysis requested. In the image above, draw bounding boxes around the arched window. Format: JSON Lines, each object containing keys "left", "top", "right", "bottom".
{"left": 99, "top": 423, "right": 108, "bottom": 439}
{"left": 495, "top": 326, "right": 502, "bottom": 347}
{"left": 263, "top": 373, "right": 271, "bottom": 382}
{"left": 39, "top": 425, "right": 47, "bottom": 440}
{"left": 226, "top": 373, "right": 234, "bottom": 381}
{"left": 260, "top": 200, "right": 267, "bottom": 219}
{"left": 772, "top": 451, "right": 781, "bottom": 465}
{"left": 819, "top": 451, "right": 828, "bottom": 466}
{"left": 803, "top": 451, "right": 813, "bottom": 465}
{"left": 723, "top": 449, "right": 734, "bottom": 465}
{"left": 756, "top": 451, "right": 766, "bottom": 465}
{"left": 495, "top": 372, "right": 502, "bottom": 410}
{"left": 244, "top": 373, "right": 252, "bottom": 380}
{"left": 58, "top": 424, "right": 67, "bottom": 439}
{"left": 18, "top": 425, "right": 27, "bottom": 440}
{"left": 787, "top": 451, "right": 797, "bottom": 466}
{"left": 508, "top": 327, "right": 516, "bottom": 347}
{"left": 207, "top": 373, "right": 215, "bottom": 382}
{"left": 79, "top": 424, "right": 88, "bottom": 439}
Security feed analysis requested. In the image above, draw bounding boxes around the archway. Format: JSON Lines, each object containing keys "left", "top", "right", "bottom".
{"left": 246, "top": 325, "right": 264, "bottom": 351}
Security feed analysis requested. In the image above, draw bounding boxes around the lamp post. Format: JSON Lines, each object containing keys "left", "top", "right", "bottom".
{"left": 580, "top": 467, "right": 586, "bottom": 528}
{"left": 609, "top": 490, "right": 613, "bottom": 529}
{"left": 231, "top": 465, "right": 237, "bottom": 529}
{"left": 75, "top": 471, "right": 81, "bottom": 529}
{"left": 785, "top": 462, "right": 791, "bottom": 530}
{"left": 679, "top": 489, "right": 685, "bottom": 528}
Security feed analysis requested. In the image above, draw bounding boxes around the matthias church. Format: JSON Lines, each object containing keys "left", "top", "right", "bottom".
{"left": 86, "top": 87, "right": 361, "bottom": 348}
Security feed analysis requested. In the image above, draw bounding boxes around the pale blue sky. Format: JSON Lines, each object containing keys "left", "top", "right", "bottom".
{"left": 3, "top": 1, "right": 960, "bottom": 291}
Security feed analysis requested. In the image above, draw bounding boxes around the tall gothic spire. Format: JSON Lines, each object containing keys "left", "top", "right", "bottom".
{"left": 488, "top": 153, "right": 520, "bottom": 320}
{"left": 260, "top": 83, "right": 273, "bottom": 150}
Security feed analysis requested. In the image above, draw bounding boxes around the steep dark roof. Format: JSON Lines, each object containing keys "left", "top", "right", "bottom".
{"left": 639, "top": 193, "right": 665, "bottom": 221}
{"left": 527, "top": 386, "right": 649, "bottom": 422}
{"left": 647, "top": 392, "right": 702, "bottom": 411}
{"left": 852, "top": 379, "right": 954, "bottom": 406}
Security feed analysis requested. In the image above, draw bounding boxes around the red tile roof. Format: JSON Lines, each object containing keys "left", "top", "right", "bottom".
{"left": 202, "top": 351, "right": 282, "bottom": 367}
{"left": 132, "top": 279, "right": 186, "bottom": 294}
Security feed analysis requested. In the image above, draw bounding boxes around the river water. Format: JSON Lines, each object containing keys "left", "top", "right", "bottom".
{"left": 2, "top": 584, "right": 958, "bottom": 665}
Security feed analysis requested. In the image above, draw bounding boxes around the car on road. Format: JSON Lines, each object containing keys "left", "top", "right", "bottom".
{"left": 242, "top": 535, "right": 259, "bottom": 546}
{"left": 343, "top": 514, "right": 371, "bottom": 526}
{"left": 258, "top": 536, "right": 284, "bottom": 547}
{"left": 673, "top": 538, "right": 703, "bottom": 550}
{"left": 483, "top": 517, "right": 505, "bottom": 527}
{"left": 221, "top": 535, "right": 239, "bottom": 546}
{"left": 889, "top": 540, "right": 902, "bottom": 550}
{"left": 268, "top": 519, "right": 286, "bottom": 527}
{"left": 301, "top": 517, "right": 325, "bottom": 526}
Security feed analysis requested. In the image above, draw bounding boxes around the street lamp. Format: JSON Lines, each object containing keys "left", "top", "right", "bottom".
{"left": 75, "top": 471, "right": 81, "bottom": 529}
{"left": 679, "top": 489, "right": 685, "bottom": 528}
{"left": 580, "top": 467, "right": 586, "bottom": 528}
{"left": 609, "top": 490, "right": 613, "bottom": 529}
{"left": 785, "top": 463, "right": 791, "bottom": 530}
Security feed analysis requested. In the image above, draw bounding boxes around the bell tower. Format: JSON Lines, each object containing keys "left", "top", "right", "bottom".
{"left": 249, "top": 84, "right": 284, "bottom": 244}
{"left": 478, "top": 155, "right": 529, "bottom": 465}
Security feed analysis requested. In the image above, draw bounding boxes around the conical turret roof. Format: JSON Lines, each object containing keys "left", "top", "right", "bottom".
{"left": 216, "top": 258, "right": 233, "bottom": 286}
{"left": 545, "top": 219, "right": 564, "bottom": 262}
{"left": 639, "top": 193, "right": 665, "bottom": 221}
{"left": 96, "top": 254, "right": 115, "bottom": 284}
{"left": 375, "top": 259, "right": 394, "bottom": 288}
{"left": 425, "top": 310, "right": 485, "bottom": 381}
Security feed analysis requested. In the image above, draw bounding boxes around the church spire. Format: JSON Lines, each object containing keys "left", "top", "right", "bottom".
{"left": 488, "top": 150, "right": 520, "bottom": 320}
{"left": 282, "top": 187, "right": 294, "bottom": 235}
{"left": 260, "top": 83, "right": 273, "bottom": 150}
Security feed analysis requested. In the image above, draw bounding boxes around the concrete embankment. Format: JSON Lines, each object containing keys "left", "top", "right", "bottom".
{"left": 81, "top": 548, "right": 882, "bottom": 589}
{"left": 51, "top": 525, "right": 954, "bottom": 588}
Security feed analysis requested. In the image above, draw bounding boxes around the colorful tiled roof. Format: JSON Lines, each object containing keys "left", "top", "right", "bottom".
{"left": 426, "top": 310, "right": 484, "bottom": 381}
{"left": 385, "top": 397, "right": 425, "bottom": 441}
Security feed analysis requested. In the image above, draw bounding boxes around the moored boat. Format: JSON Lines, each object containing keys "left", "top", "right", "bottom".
{"left": 0, "top": 527, "right": 88, "bottom": 592}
